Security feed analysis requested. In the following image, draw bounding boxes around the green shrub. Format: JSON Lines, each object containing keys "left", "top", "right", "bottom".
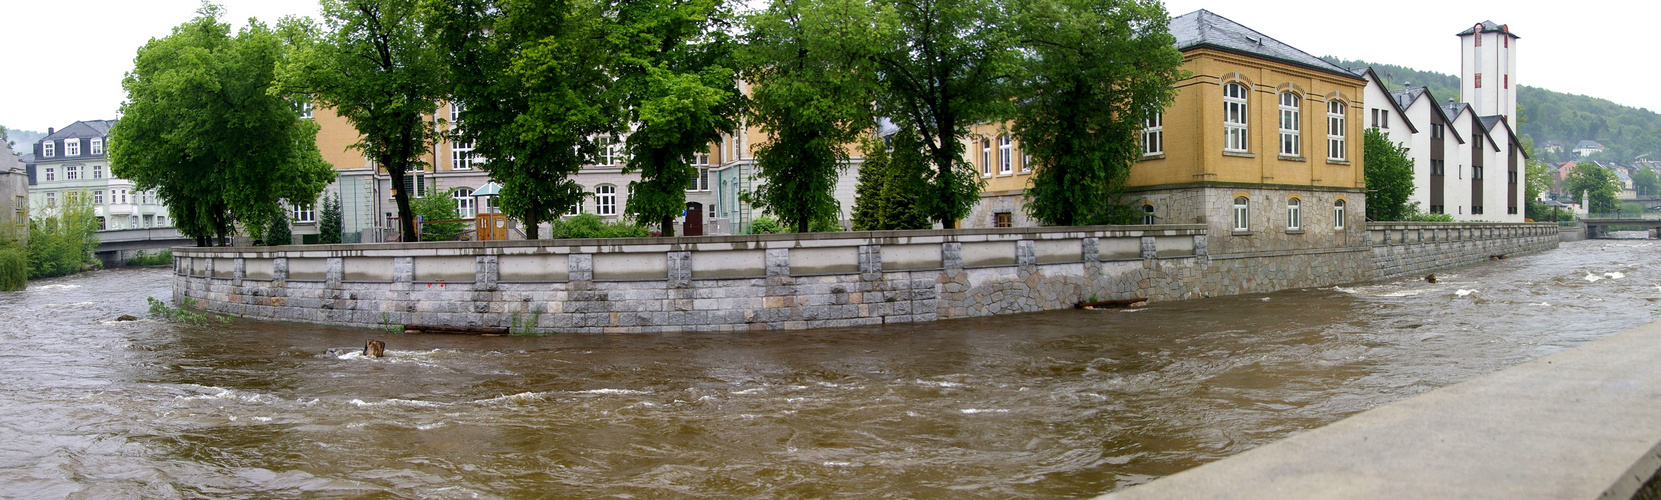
{"left": 28, "top": 192, "right": 100, "bottom": 279}
{"left": 0, "top": 246, "right": 26, "bottom": 291}
{"left": 1401, "top": 203, "right": 1456, "bottom": 222}
{"left": 748, "top": 216, "right": 782, "bottom": 234}
{"left": 126, "top": 249, "right": 173, "bottom": 267}
{"left": 413, "top": 188, "right": 466, "bottom": 241}
{"left": 548, "top": 213, "right": 649, "bottom": 239}
{"left": 265, "top": 210, "right": 292, "bottom": 246}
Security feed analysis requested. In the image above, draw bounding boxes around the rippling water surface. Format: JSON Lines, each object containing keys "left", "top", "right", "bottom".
{"left": 3, "top": 237, "right": 1659, "bottom": 498}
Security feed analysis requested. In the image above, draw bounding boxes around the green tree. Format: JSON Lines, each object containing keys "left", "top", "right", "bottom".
{"left": 851, "top": 131, "right": 933, "bottom": 231}
{"left": 612, "top": 0, "right": 743, "bottom": 236}
{"left": 1012, "top": 0, "right": 1182, "bottom": 226}
{"left": 279, "top": 0, "right": 446, "bottom": 242}
{"left": 868, "top": 0, "right": 1016, "bottom": 228}
{"left": 1633, "top": 167, "right": 1660, "bottom": 197}
{"left": 427, "top": 0, "right": 613, "bottom": 239}
{"left": 412, "top": 188, "right": 465, "bottom": 240}
{"left": 27, "top": 192, "right": 100, "bottom": 279}
{"left": 740, "top": 0, "right": 878, "bottom": 233}
{"left": 111, "top": 5, "right": 335, "bottom": 246}
{"left": 318, "top": 191, "right": 343, "bottom": 243}
{"left": 265, "top": 210, "right": 293, "bottom": 246}
{"left": 1564, "top": 163, "right": 1620, "bottom": 213}
{"left": 1363, "top": 128, "right": 1416, "bottom": 221}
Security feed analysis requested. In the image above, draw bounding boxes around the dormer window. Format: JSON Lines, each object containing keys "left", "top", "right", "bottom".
{"left": 65, "top": 138, "right": 80, "bottom": 156}
{"left": 43, "top": 142, "right": 54, "bottom": 158}
{"left": 91, "top": 138, "right": 104, "bottom": 155}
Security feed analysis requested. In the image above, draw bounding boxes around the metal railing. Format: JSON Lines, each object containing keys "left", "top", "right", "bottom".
{"left": 1586, "top": 213, "right": 1661, "bottom": 221}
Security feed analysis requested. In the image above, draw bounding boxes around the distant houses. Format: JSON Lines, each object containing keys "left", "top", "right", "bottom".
{"left": 1573, "top": 140, "right": 1606, "bottom": 157}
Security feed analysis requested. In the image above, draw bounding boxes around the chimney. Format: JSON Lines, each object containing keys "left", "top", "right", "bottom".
{"left": 47, "top": 127, "right": 54, "bottom": 135}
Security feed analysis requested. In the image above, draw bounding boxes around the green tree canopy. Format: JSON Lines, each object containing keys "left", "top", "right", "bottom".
{"left": 1632, "top": 167, "right": 1660, "bottom": 197}
{"left": 1012, "top": 0, "right": 1182, "bottom": 226}
{"left": 612, "top": 0, "right": 743, "bottom": 236}
{"left": 740, "top": 0, "right": 879, "bottom": 233}
{"left": 279, "top": 0, "right": 446, "bottom": 242}
{"left": 1564, "top": 163, "right": 1620, "bottom": 213}
{"left": 850, "top": 131, "right": 932, "bottom": 231}
{"left": 427, "top": 0, "right": 614, "bottom": 239}
{"left": 318, "top": 191, "right": 343, "bottom": 243}
{"left": 868, "top": 0, "right": 1017, "bottom": 228}
{"left": 111, "top": 5, "right": 335, "bottom": 246}
{"left": 1362, "top": 128, "right": 1416, "bottom": 221}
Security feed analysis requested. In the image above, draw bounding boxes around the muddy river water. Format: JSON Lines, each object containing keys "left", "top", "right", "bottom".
{"left": 1, "top": 238, "right": 1657, "bottom": 498}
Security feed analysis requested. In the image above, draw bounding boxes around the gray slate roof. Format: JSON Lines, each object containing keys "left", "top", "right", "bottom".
{"left": 1576, "top": 140, "right": 1604, "bottom": 150}
{"left": 1456, "top": 21, "right": 1520, "bottom": 38}
{"left": 44, "top": 119, "right": 115, "bottom": 142}
{"left": 1390, "top": 87, "right": 1427, "bottom": 110}
{"left": 1169, "top": 10, "right": 1358, "bottom": 79}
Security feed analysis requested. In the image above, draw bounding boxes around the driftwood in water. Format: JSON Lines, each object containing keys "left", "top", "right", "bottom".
{"left": 1075, "top": 299, "right": 1147, "bottom": 309}
{"left": 1426, "top": 274, "right": 1437, "bottom": 283}
{"left": 402, "top": 324, "right": 511, "bottom": 335}
{"left": 363, "top": 340, "right": 386, "bottom": 357}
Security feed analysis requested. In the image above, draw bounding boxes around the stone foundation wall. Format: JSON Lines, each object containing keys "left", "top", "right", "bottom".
{"left": 1369, "top": 222, "right": 1560, "bottom": 280}
{"left": 174, "top": 222, "right": 1558, "bottom": 333}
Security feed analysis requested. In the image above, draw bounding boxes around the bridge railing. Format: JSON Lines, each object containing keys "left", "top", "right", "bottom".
{"left": 1587, "top": 213, "right": 1661, "bottom": 221}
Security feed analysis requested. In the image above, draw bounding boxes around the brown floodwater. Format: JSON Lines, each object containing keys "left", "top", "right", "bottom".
{"left": 1, "top": 237, "right": 1657, "bottom": 498}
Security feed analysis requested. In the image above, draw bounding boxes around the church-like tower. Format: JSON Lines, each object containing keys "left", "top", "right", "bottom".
{"left": 1458, "top": 21, "right": 1520, "bottom": 125}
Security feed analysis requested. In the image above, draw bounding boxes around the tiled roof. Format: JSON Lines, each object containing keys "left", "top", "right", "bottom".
{"left": 1169, "top": 10, "right": 1358, "bottom": 79}
{"left": 1457, "top": 21, "right": 1520, "bottom": 38}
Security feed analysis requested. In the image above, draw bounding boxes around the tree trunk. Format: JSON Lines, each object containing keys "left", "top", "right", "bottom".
{"left": 196, "top": 236, "right": 209, "bottom": 247}
{"left": 660, "top": 216, "right": 674, "bottom": 237}
{"left": 388, "top": 166, "right": 417, "bottom": 242}
{"left": 524, "top": 209, "right": 539, "bottom": 240}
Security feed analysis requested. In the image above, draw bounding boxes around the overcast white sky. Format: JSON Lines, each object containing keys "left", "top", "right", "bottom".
{"left": 0, "top": 0, "right": 1646, "bottom": 133}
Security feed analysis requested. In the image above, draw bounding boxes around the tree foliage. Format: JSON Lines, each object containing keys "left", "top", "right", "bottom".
{"left": 1632, "top": 167, "right": 1660, "bottom": 197}
{"left": 318, "top": 191, "right": 343, "bottom": 244}
{"left": 27, "top": 193, "right": 100, "bottom": 279}
{"left": 1564, "top": 163, "right": 1620, "bottom": 213}
{"left": 548, "top": 213, "right": 650, "bottom": 238}
{"left": 851, "top": 132, "right": 932, "bottom": 231}
{"left": 279, "top": 0, "right": 445, "bottom": 242}
{"left": 412, "top": 187, "right": 466, "bottom": 241}
{"left": 613, "top": 0, "right": 742, "bottom": 237}
{"left": 1012, "top": 0, "right": 1182, "bottom": 226}
{"left": 867, "top": 0, "right": 1017, "bottom": 228}
{"left": 740, "top": 0, "right": 878, "bottom": 233}
{"left": 1363, "top": 128, "right": 1416, "bottom": 221}
{"left": 111, "top": 5, "right": 335, "bottom": 246}
{"left": 427, "top": 0, "right": 613, "bottom": 239}
{"left": 264, "top": 210, "right": 293, "bottom": 246}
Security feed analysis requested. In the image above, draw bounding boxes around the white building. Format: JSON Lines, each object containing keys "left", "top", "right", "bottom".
{"left": 25, "top": 120, "right": 170, "bottom": 230}
{"left": 1573, "top": 140, "right": 1605, "bottom": 157}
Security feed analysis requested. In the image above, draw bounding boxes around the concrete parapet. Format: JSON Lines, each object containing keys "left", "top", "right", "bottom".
{"left": 1104, "top": 319, "right": 1661, "bottom": 500}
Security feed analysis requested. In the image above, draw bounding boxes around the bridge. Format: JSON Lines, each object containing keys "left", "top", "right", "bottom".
{"left": 1581, "top": 213, "right": 1661, "bottom": 238}
{"left": 94, "top": 227, "right": 193, "bottom": 266}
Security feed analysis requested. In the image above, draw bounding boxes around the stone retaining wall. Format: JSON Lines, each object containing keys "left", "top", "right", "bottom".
{"left": 1369, "top": 222, "right": 1560, "bottom": 280}
{"left": 174, "top": 222, "right": 1555, "bottom": 333}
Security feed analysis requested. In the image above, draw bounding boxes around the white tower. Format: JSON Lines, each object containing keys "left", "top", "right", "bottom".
{"left": 1458, "top": 21, "right": 1519, "bottom": 125}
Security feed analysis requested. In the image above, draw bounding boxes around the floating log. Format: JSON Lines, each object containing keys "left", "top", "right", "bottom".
{"left": 1075, "top": 299, "right": 1147, "bottom": 309}
{"left": 364, "top": 340, "right": 385, "bottom": 357}
{"left": 402, "top": 324, "right": 511, "bottom": 335}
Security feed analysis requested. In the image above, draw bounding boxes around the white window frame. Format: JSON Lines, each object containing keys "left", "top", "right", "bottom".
{"left": 1142, "top": 112, "right": 1163, "bottom": 156}
{"left": 66, "top": 166, "right": 79, "bottom": 180}
{"left": 1142, "top": 204, "right": 1155, "bottom": 225}
{"left": 597, "top": 137, "right": 624, "bottom": 167}
{"left": 453, "top": 188, "right": 475, "bottom": 218}
{"left": 1224, "top": 83, "right": 1249, "bottom": 152}
{"left": 44, "top": 168, "right": 54, "bottom": 181}
{"left": 90, "top": 138, "right": 103, "bottom": 155}
{"left": 119, "top": 189, "right": 128, "bottom": 204}
{"left": 998, "top": 135, "right": 1012, "bottom": 174}
{"left": 452, "top": 139, "right": 476, "bottom": 170}
{"left": 596, "top": 184, "right": 617, "bottom": 216}
{"left": 298, "top": 101, "right": 314, "bottom": 119}
{"left": 65, "top": 138, "right": 80, "bottom": 156}
{"left": 1021, "top": 152, "right": 1032, "bottom": 173}
{"left": 94, "top": 190, "right": 104, "bottom": 205}
{"left": 568, "top": 185, "right": 584, "bottom": 216}
{"left": 45, "top": 192, "right": 55, "bottom": 208}
{"left": 1287, "top": 197, "right": 1302, "bottom": 230}
{"left": 1327, "top": 100, "right": 1347, "bottom": 161}
{"left": 43, "top": 141, "right": 54, "bottom": 158}
{"left": 293, "top": 203, "right": 316, "bottom": 223}
{"left": 1334, "top": 200, "right": 1346, "bottom": 229}
{"left": 92, "top": 165, "right": 103, "bottom": 179}
{"left": 981, "top": 138, "right": 991, "bottom": 176}
{"left": 1278, "top": 92, "right": 1300, "bottom": 156}
{"left": 1232, "top": 196, "right": 1249, "bottom": 231}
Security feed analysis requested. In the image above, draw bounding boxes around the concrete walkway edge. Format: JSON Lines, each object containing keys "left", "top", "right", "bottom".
{"left": 1102, "top": 320, "right": 1661, "bottom": 500}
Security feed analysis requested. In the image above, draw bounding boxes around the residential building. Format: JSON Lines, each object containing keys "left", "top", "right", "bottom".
{"left": 1458, "top": 21, "right": 1519, "bottom": 126}
{"left": 26, "top": 120, "right": 169, "bottom": 230}
{"left": 0, "top": 149, "right": 26, "bottom": 234}
{"left": 1573, "top": 140, "right": 1605, "bottom": 157}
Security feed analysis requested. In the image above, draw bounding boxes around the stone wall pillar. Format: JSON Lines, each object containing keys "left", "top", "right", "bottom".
{"left": 204, "top": 258, "right": 216, "bottom": 280}
{"left": 858, "top": 245, "right": 882, "bottom": 282}
{"left": 1015, "top": 240, "right": 1036, "bottom": 279}
{"left": 938, "top": 242, "right": 967, "bottom": 319}
{"left": 568, "top": 254, "right": 593, "bottom": 290}
{"left": 272, "top": 257, "right": 288, "bottom": 288}
{"left": 667, "top": 251, "right": 691, "bottom": 288}
{"left": 1193, "top": 234, "right": 1209, "bottom": 259}
{"left": 1139, "top": 236, "right": 1157, "bottom": 259}
{"left": 325, "top": 257, "right": 343, "bottom": 288}
{"left": 233, "top": 258, "right": 246, "bottom": 287}
{"left": 475, "top": 255, "right": 499, "bottom": 290}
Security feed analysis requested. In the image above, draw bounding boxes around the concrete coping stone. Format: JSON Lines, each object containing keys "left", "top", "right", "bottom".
{"left": 1103, "top": 319, "right": 1661, "bottom": 500}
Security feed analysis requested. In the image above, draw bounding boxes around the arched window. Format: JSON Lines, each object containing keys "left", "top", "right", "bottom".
{"left": 596, "top": 185, "right": 617, "bottom": 216}
{"left": 1334, "top": 200, "right": 1347, "bottom": 229}
{"left": 1287, "top": 197, "right": 1301, "bottom": 230}
{"left": 568, "top": 186, "right": 584, "bottom": 216}
{"left": 453, "top": 188, "right": 475, "bottom": 218}
{"left": 981, "top": 138, "right": 992, "bottom": 175}
{"left": 1327, "top": 100, "right": 1347, "bottom": 160}
{"left": 1224, "top": 83, "right": 1249, "bottom": 152}
{"left": 1278, "top": 92, "right": 1300, "bottom": 156}
{"left": 1233, "top": 196, "right": 1249, "bottom": 231}
{"left": 998, "top": 135, "right": 1012, "bottom": 174}
{"left": 1142, "top": 204, "right": 1155, "bottom": 225}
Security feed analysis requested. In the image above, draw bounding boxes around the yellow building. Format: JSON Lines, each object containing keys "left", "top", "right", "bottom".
{"left": 967, "top": 9, "right": 1369, "bottom": 255}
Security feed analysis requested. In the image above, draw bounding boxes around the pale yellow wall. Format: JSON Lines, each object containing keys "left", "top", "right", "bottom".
{"left": 1128, "top": 48, "right": 1367, "bottom": 191}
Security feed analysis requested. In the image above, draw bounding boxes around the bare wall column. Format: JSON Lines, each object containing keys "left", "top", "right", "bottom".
{"left": 272, "top": 257, "right": 288, "bottom": 288}
{"left": 858, "top": 245, "right": 882, "bottom": 282}
{"left": 667, "top": 251, "right": 691, "bottom": 288}
{"left": 325, "top": 257, "right": 343, "bottom": 289}
{"left": 232, "top": 258, "right": 245, "bottom": 287}
{"left": 393, "top": 257, "right": 414, "bottom": 284}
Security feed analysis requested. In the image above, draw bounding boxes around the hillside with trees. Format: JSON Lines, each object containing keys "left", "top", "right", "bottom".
{"left": 4, "top": 127, "right": 44, "bottom": 154}
{"left": 1323, "top": 57, "right": 1661, "bottom": 163}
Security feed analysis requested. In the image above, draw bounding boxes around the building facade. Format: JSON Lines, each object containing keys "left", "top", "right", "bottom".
{"left": 26, "top": 120, "right": 170, "bottom": 231}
